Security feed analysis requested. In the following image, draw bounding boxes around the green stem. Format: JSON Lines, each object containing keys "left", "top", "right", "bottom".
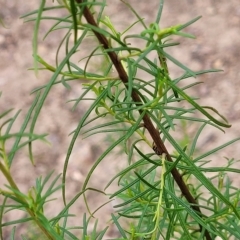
{"left": 36, "top": 55, "right": 118, "bottom": 82}
{"left": 0, "top": 157, "right": 56, "bottom": 239}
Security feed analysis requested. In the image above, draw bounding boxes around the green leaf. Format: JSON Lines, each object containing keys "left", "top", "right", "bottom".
{"left": 8, "top": 92, "right": 40, "bottom": 166}
{"left": 111, "top": 214, "right": 127, "bottom": 239}
{"left": 33, "top": 0, "right": 46, "bottom": 75}
{"left": 165, "top": 79, "right": 231, "bottom": 128}
{"left": 69, "top": 0, "right": 78, "bottom": 43}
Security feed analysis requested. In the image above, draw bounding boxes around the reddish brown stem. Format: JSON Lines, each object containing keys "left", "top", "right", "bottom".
{"left": 75, "top": 1, "right": 212, "bottom": 239}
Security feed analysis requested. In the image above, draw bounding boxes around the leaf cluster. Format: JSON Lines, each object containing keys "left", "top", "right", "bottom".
{"left": 0, "top": 1, "right": 240, "bottom": 240}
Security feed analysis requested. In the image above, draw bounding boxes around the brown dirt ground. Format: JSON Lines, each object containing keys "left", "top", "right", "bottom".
{"left": 0, "top": 1, "right": 240, "bottom": 239}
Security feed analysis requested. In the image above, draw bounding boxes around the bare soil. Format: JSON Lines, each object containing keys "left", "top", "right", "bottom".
{"left": 0, "top": 1, "right": 240, "bottom": 239}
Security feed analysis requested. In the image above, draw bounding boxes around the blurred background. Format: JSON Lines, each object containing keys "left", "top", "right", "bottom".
{"left": 0, "top": 0, "right": 240, "bottom": 238}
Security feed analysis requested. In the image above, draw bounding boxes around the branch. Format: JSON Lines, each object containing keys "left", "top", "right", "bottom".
{"left": 76, "top": 1, "right": 212, "bottom": 239}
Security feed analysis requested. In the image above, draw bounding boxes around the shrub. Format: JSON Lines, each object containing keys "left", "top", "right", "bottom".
{"left": 1, "top": 1, "right": 240, "bottom": 239}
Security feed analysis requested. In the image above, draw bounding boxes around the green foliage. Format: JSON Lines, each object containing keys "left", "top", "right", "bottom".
{"left": 1, "top": 1, "right": 240, "bottom": 239}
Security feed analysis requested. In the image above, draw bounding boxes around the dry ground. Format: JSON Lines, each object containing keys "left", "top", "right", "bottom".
{"left": 0, "top": 1, "right": 240, "bottom": 239}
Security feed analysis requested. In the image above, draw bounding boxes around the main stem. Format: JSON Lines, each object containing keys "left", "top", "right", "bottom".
{"left": 76, "top": 1, "right": 212, "bottom": 240}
